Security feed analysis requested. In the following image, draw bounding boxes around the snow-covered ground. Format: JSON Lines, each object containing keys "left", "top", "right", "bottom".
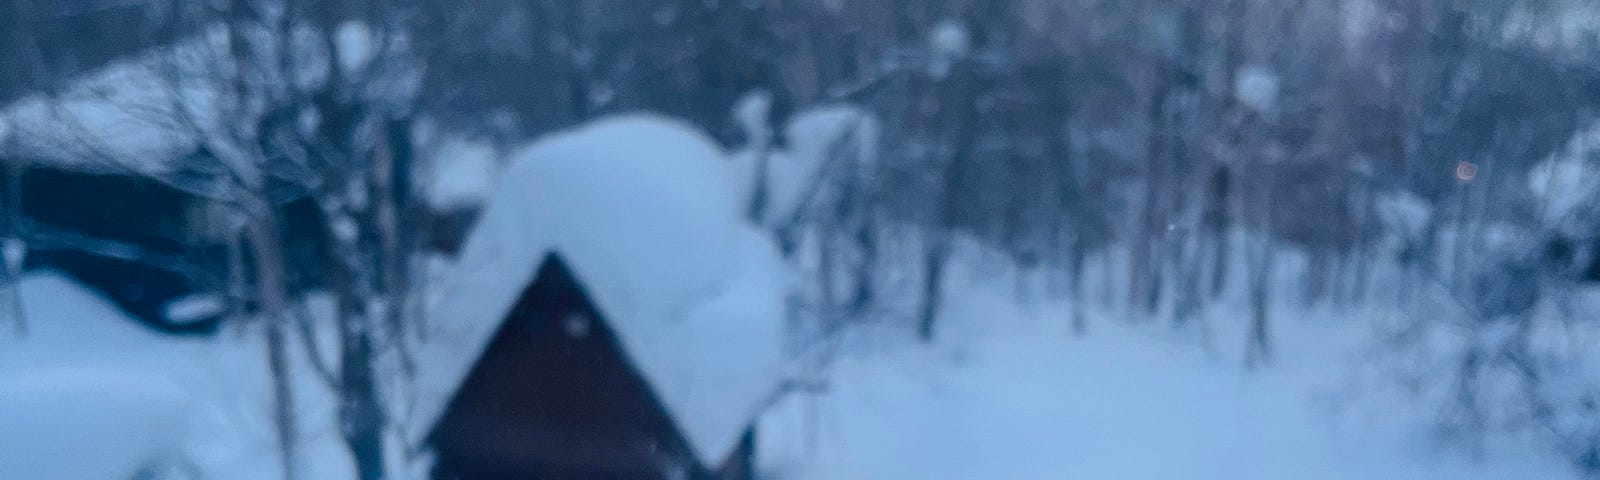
{"left": 1, "top": 262, "right": 1580, "bottom": 479}
{"left": 2, "top": 239, "right": 1581, "bottom": 480}
{"left": 757, "top": 259, "right": 1575, "bottom": 480}
{"left": 0, "top": 273, "right": 201, "bottom": 479}
{"left": 0, "top": 273, "right": 363, "bottom": 480}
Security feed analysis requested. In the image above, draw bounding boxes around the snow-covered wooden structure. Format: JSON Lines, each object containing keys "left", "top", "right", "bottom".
{"left": 0, "top": 45, "right": 285, "bottom": 333}
{"left": 412, "top": 115, "right": 790, "bottom": 480}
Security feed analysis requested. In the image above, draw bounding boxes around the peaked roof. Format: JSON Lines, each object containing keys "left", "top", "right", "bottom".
{"left": 409, "top": 114, "right": 791, "bottom": 466}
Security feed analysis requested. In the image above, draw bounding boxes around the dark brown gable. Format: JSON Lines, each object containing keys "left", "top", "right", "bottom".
{"left": 428, "top": 253, "right": 700, "bottom": 480}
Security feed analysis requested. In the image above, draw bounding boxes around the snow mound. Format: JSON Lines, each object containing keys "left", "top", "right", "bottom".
{"left": 0, "top": 272, "right": 200, "bottom": 480}
{"left": 0, "top": 38, "right": 228, "bottom": 177}
{"left": 413, "top": 114, "right": 790, "bottom": 466}
{"left": 424, "top": 137, "right": 502, "bottom": 211}
{"left": 0, "top": 367, "right": 192, "bottom": 479}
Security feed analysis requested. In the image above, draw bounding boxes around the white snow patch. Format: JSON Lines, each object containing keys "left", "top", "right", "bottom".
{"left": 928, "top": 20, "right": 971, "bottom": 79}
{"left": 0, "top": 367, "right": 193, "bottom": 479}
{"left": 335, "top": 21, "right": 376, "bottom": 75}
{"left": 0, "top": 37, "right": 236, "bottom": 178}
{"left": 733, "top": 90, "right": 774, "bottom": 145}
{"left": 1376, "top": 190, "right": 1432, "bottom": 243}
{"left": 0, "top": 272, "right": 203, "bottom": 480}
{"left": 162, "top": 293, "right": 227, "bottom": 325}
{"left": 424, "top": 137, "right": 501, "bottom": 211}
{"left": 1235, "top": 65, "right": 1281, "bottom": 113}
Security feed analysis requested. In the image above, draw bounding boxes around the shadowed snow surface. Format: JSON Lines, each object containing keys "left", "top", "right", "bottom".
{"left": 757, "top": 259, "right": 1573, "bottom": 480}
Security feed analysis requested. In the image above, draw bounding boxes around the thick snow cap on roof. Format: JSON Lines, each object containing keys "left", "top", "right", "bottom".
{"left": 411, "top": 114, "right": 791, "bottom": 466}
{"left": 0, "top": 34, "right": 237, "bottom": 177}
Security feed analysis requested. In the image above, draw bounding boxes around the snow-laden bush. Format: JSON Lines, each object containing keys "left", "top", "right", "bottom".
{"left": 1362, "top": 220, "right": 1600, "bottom": 474}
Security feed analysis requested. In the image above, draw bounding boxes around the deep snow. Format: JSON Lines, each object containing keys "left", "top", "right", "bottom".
{"left": 1, "top": 257, "right": 1579, "bottom": 479}
{"left": 1, "top": 106, "right": 1580, "bottom": 478}
{"left": 0, "top": 273, "right": 198, "bottom": 479}
{"left": 0, "top": 273, "right": 369, "bottom": 480}
{"left": 756, "top": 254, "right": 1575, "bottom": 480}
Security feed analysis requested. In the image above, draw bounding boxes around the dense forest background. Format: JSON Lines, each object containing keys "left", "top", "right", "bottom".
{"left": 5, "top": 0, "right": 1600, "bottom": 478}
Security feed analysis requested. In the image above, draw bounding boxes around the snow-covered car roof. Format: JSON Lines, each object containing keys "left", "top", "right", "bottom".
{"left": 0, "top": 58, "right": 208, "bottom": 177}
{"left": 409, "top": 114, "right": 791, "bottom": 466}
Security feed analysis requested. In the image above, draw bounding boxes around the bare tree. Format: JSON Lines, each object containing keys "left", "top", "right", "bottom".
{"left": 0, "top": 115, "right": 23, "bottom": 336}
{"left": 4, "top": 0, "right": 425, "bottom": 478}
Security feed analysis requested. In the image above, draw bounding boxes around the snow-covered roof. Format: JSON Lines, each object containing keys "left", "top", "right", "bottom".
{"left": 0, "top": 22, "right": 414, "bottom": 186}
{"left": 729, "top": 104, "right": 881, "bottom": 228}
{"left": 0, "top": 36, "right": 227, "bottom": 177}
{"left": 410, "top": 114, "right": 791, "bottom": 466}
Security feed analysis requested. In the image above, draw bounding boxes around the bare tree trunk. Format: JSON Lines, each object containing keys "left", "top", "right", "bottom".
{"left": 1208, "top": 167, "right": 1232, "bottom": 299}
{"left": 1209, "top": 230, "right": 1230, "bottom": 299}
{"left": 321, "top": 186, "right": 389, "bottom": 480}
{"left": 335, "top": 271, "right": 385, "bottom": 480}
{"left": 1244, "top": 237, "right": 1274, "bottom": 369}
{"left": 1100, "top": 250, "right": 1117, "bottom": 307}
{"left": 747, "top": 148, "right": 772, "bottom": 224}
{"left": 245, "top": 210, "right": 299, "bottom": 480}
{"left": 1128, "top": 212, "right": 1156, "bottom": 317}
{"left": 916, "top": 59, "right": 979, "bottom": 343}
{"left": 818, "top": 217, "right": 840, "bottom": 326}
{"left": 1173, "top": 230, "right": 1204, "bottom": 328}
{"left": 916, "top": 236, "right": 947, "bottom": 342}
{"left": 847, "top": 216, "right": 877, "bottom": 316}
{"left": 1, "top": 161, "right": 25, "bottom": 335}
{"left": 0, "top": 249, "right": 22, "bottom": 336}
{"left": 1, "top": 13, "right": 34, "bottom": 333}
{"left": 918, "top": 145, "right": 965, "bottom": 342}
{"left": 1068, "top": 235, "right": 1087, "bottom": 336}
{"left": 375, "top": 118, "right": 416, "bottom": 371}
{"left": 1244, "top": 158, "right": 1275, "bottom": 369}
{"left": 1304, "top": 249, "right": 1329, "bottom": 306}
{"left": 1131, "top": 75, "right": 1172, "bottom": 318}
